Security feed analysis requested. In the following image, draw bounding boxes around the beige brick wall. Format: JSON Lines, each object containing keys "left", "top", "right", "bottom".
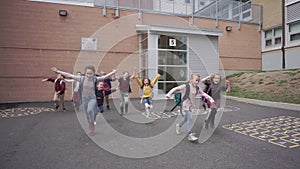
{"left": 252, "top": 0, "right": 282, "bottom": 30}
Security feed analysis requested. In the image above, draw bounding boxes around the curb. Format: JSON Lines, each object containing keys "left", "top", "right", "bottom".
{"left": 226, "top": 96, "right": 300, "bottom": 112}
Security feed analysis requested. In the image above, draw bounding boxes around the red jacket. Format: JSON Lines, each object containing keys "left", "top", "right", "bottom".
{"left": 47, "top": 78, "right": 66, "bottom": 95}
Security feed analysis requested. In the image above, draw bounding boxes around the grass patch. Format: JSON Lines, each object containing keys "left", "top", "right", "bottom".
{"left": 276, "top": 80, "right": 287, "bottom": 85}
{"left": 227, "top": 87, "right": 300, "bottom": 104}
{"left": 265, "top": 82, "right": 275, "bottom": 85}
{"left": 226, "top": 69, "right": 300, "bottom": 104}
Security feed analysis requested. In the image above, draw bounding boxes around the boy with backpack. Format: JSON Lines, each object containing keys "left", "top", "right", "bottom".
{"left": 42, "top": 73, "right": 66, "bottom": 111}
{"left": 135, "top": 73, "right": 161, "bottom": 118}
{"left": 166, "top": 73, "right": 214, "bottom": 141}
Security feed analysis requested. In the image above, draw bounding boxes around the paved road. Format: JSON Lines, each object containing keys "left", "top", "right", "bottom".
{"left": 0, "top": 99, "right": 299, "bottom": 169}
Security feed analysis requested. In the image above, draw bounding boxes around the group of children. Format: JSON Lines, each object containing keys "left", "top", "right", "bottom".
{"left": 43, "top": 65, "right": 230, "bottom": 140}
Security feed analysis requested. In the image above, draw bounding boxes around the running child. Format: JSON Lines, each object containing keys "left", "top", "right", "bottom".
{"left": 202, "top": 73, "right": 230, "bottom": 129}
{"left": 95, "top": 81, "right": 116, "bottom": 113}
{"left": 166, "top": 73, "right": 214, "bottom": 141}
{"left": 42, "top": 73, "right": 66, "bottom": 111}
{"left": 64, "top": 72, "right": 82, "bottom": 111}
{"left": 51, "top": 66, "right": 116, "bottom": 136}
{"left": 99, "top": 71, "right": 116, "bottom": 110}
{"left": 135, "top": 73, "right": 161, "bottom": 118}
{"left": 115, "top": 68, "right": 136, "bottom": 115}
{"left": 201, "top": 73, "right": 215, "bottom": 114}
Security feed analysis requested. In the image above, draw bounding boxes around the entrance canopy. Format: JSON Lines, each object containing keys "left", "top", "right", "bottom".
{"left": 136, "top": 24, "right": 223, "bottom": 36}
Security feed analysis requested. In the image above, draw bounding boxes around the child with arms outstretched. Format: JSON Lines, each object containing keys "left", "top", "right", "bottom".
{"left": 51, "top": 66, "right": 116, "bottom": 136}
{"left": 42, "top": 73, "right": 66, "bottom": 111}
{"left": 135, "top": 73, "right": 161, "bottom": 118}
{"left": 166, "top": 73, "right": 214, "bottom": 141}
{"left": 115, "top": 68, "right": 136, "bottom": 115}
{"left": 202, "top": 73, "right": 230, "bottom": 129}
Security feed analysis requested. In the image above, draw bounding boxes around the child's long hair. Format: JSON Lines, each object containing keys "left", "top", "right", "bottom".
{"left": 141, "top": 78, "right": 152, "bottom": 88}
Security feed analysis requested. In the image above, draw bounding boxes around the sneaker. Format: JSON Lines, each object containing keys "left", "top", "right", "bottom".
{"left": 188, "top": 133, "right": 198, "bottom": 141}
{"left": 146, "top": 110, "right": 150, "bottom": 118}
{"left": 175, "top": 124, "right": 181, "bottom": 135}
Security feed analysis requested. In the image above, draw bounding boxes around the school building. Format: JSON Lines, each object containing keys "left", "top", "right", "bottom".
{"left": 0, "top": 0, "right": 299, "bottom": 102}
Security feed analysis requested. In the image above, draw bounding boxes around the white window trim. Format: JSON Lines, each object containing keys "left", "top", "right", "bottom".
{"left": 286, "top": 22, "right": 300, "bottom": 47}
{"left": 262, "top": 27, "right": 283, "bottom": 52}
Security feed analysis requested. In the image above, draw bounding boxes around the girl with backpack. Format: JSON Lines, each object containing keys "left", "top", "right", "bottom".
{"left": 135, "top": 73, "right": 161, "bottom": 118}
{"left": 51, "top": 66, "right": 116, "bottom": 136}
{"left": 201, "top": 73, "right": 230, "bottom": 129}
{"left": 115, "top": 68, "right": 136, "bottom": 115}
{"left": 166, "top": 73, "right": 214, "bottom": 141}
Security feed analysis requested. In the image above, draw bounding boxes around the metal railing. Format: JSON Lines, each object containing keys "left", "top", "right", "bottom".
{"left": 93, "top": 0, "right": 261, "bottom": 24}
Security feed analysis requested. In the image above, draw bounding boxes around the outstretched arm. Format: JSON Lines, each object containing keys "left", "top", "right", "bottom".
{"left": 51, "top": 67, "right": 80, "bottom": 81}
{"left": 42, "top": 78, "right": 49, "bottom": 82}
{"left": 135, "top": 75, "right": 143, "bottom": 87}
{"left": 201, "top": 73, "right": 214, "bottom": 83}
{"left": 96, "top": 69, "right": 116, "bottom": 81}
{"left": 166, "top": 85, "right": 184, "bottom": 98}
{"left": 130, "top": 67, "right": 137, "bottom": 80}
{"left": 150, "top": 74, "right": 161, "bottom": 86}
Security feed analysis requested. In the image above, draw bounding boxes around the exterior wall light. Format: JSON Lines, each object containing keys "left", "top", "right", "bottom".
{"left": 59, "top": 10, "right": 68, "bottom": 16}
{"left": 226, "top": 26, "right": 232, "bottom": 31}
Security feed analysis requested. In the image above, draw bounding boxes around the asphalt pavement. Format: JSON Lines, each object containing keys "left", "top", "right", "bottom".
{"left": 0, "top": 98, "right": 299, "bottom": 169}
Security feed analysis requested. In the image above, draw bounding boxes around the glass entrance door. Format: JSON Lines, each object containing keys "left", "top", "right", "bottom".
{"left": 157, "top": 34, "right": 188, "bottom": 94}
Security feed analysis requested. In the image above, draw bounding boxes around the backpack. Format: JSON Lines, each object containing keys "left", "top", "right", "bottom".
{"left": 181, "top": 83, "right": 200, "bottom": 103}
{"left": 54, "top": 78, "right": 65, "bottom": 90}
{"left": 171, "top": 83, "right": 199, "bottom": 115}
{"left": 119, "top": 77, "right": 132, "bottom": 93}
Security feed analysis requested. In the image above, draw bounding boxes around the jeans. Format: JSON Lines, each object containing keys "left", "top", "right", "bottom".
{"left": 82, "top": 96, "right": 97, "bottom": 124}
{"left": 98, "top": 105, "right": 104, "bottom": 113}
{"left": 179, "top": 110, "right": 193, "bottom": 134}
{"left": 143, "top": 97, "right": 152, "bottom": 105}
{"left": 120, "top": 92, "right": 129, "bottom": 113}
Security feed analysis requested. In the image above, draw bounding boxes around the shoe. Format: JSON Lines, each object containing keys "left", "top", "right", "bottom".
{"left": 188, "top": 133, "right": 198, "bottom": 141}
{"left": 146, "top": 111, "right": 150, "bottom": 118}
{"left": 63, "top": 108, "right": 66, "bottom": 112}
{"left": 175, "top": 124, "right": 181, "bottom": 135}
{"left": 106, "top": 105, "right": 110, "bottom": 110}
{"left": 55, "top": 105, "right": 59, "bottom": 110}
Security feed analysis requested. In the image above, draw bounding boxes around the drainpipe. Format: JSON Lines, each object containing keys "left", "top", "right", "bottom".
{"left": 281, "top": 0, "right": 286, "bottom": 69}
{"left": 215, "top": 0, "right": 219, "bottom": 28}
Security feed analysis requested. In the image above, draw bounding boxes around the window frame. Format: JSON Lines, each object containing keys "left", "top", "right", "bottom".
{"left": 262, "top": 27, "right": 283, "bottom": 52}
{"left": 287, "top": 21, "right": 300, "bottom": 46}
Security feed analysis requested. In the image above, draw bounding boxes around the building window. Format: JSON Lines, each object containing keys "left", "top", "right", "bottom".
{"left": 185, "top": 0, "right": 190, "bottom": 4}
{"left": 263, "top": 27, "right": 282, "bottom": 49}
{"left": 288, "top": 21, "right": 300, "bottom": 42}
{"left": 157, "top": 35, "right": 188, "bottom": 94}
{"left": 199, "top": 0, "right": 205, "bottom": 6}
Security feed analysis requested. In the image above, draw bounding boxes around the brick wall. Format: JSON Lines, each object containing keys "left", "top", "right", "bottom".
{"left": 0, "top": 0, "right": 261, "bottom": 102}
